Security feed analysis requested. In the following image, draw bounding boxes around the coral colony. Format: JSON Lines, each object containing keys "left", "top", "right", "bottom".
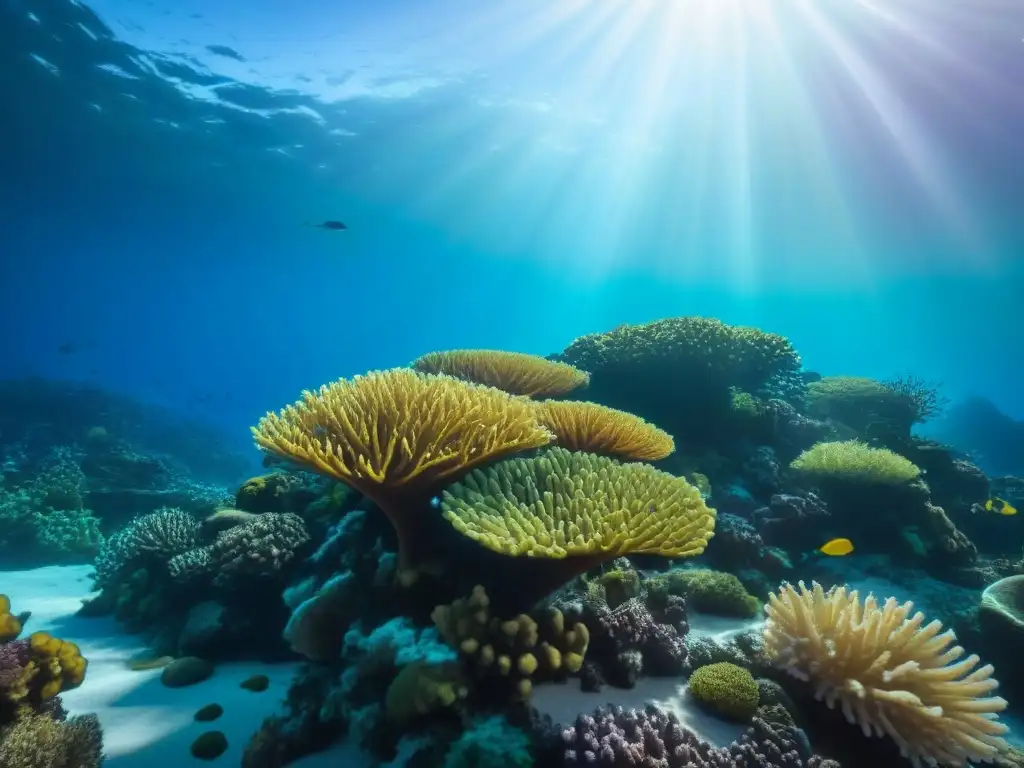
{"left": 3, "top": 317, "right": 1023, "bottom": 767}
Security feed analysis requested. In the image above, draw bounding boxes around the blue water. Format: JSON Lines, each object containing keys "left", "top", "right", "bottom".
{"left": 3, "top": 1, "right": 1024, "bottom": 766}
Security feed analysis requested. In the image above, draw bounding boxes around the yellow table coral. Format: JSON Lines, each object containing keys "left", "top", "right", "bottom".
{"left": 251, "top": 368, "right": 554, "bottom": 570}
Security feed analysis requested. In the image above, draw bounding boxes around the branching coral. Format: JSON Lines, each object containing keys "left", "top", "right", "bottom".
{"left": 167, "top": 512, "right": 309, "bottom": 585}
{"left": 790, "top": 441, "right": 921, "bottom": 486}
{"left": 532, "top": 400, "right": 675, "bottom": 462}
{"left": 441, "top": 447, "right": 715, "bottom": 570}
{"left": 251, "top": 368, "right": 554, "bottom": 569}
{"left": 431, "top": 585, "right": 588, "bottom": 702}
{"left": 412, "top": 349, "right": 590, "bottom": 398}
{"left": 764, "top": 581, "right": 1008, "bottom": 768}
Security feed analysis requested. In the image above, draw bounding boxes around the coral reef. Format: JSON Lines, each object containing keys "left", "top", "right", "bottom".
{"left": 560, "top": 704, "right": 838, "bottom": 767}
{"left": 431, "top": 585, "right": 588, "bottom": 702}
{"left": 251, "top": 368, "right": 554, "bottom": 572}
{"left": 0, "top": 594, "right": 102, "bottom": 766}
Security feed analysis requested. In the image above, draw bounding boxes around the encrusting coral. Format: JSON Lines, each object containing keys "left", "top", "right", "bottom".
{"left": 531, "top": 400, "right": 676, "bottom": 462}
{"left": 412, "top": 349, "right": 590, "bottom": 398}
{"left": 251, "top": 368, "right": 555, "bottom": 571}
{"left": 763, "top": 581, "right": 1008, "bottom": 768}
{"left": 431, "top": 585, "right": 588, "bottom": 702}
{"left": 646, "top": 568, "right": 760, "bottom": 619}
{"left": 440, "top": 447, "right": 715, "bottom": 588}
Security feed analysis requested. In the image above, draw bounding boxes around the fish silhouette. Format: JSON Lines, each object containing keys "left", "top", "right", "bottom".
{"left": 308, "top": 220, "right": 348, "bottom": 231}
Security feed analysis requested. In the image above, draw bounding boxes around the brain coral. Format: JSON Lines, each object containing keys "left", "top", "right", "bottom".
{"left": 764, "top": 581, "right": 1008, "bottom": 768}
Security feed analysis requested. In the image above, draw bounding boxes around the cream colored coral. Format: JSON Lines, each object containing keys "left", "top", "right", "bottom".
{"left": 764, "top": 581, "right": 1008, "bottom": 768}
{"left": 441, "top": 447, "right": 715, "bottom": 559}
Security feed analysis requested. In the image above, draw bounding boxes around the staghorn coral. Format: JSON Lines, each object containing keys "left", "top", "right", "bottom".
{"left": 167, "top": 512, "right": 309, "bottom": 585}
{"left": 431, "top": 585, "right": 588, "bottom": 702}
{"left": 790, "top": 441, "right": 921, "bottom": 486}
{"left": 441, "top": 447, "right": 715, "bottom": 586}
{"left": 532, "top": 400, "right": 675, "bottom": 461}
{"left": 561, "top": 703, "right": 838, "bottom": 767}
{"left": 764, "top": 581, "right": 1008, "bottom": 768}
{"left": 412, "top": 349, "right": 590, "bottom": 398}
{"left": 251, "top": 368, "right": 554, "bottom": 570}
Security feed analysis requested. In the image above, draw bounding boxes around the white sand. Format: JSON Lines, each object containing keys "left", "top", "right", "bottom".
{"left": 2, "top": 565, "right": 308, "bottom": 766}
{"left": 532, "top": 609, "right": 765, "bottom": 747}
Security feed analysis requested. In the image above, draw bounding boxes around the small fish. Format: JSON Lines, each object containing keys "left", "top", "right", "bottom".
{"left": 430, "top": 497, "right": 441, "bottom": 509}
{"left": 819, "top": 537, "right": 855, "bottom": 557}
{"left": 308, "top": 220, "right": 348, "bottom": 231}
{"left": 984, "top": 497, "right": 1018, "bottom": 516}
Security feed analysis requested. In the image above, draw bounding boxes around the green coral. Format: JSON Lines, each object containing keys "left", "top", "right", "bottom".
{"left": 442, "top": 715, "right": 533, "bottom": 768}
{"left": 790, "top": 440, "right": 921, "bottom": 486}
{"left": 597, "top": 568, "right": 642, "bottom": 608}
{"left": 0, "top": 450, "right": 103, "bottom": 564}
{"left": 560, "top": 317, "right": 801, "bottom": 390}
{"left": 806, "top": 376, "right": 919, "bottom": 437}
{"left": 688, "top": 662, "right": 760, "bottom": 720}
{"left": 647, "top": 569, "right": 760, "bottom": 618}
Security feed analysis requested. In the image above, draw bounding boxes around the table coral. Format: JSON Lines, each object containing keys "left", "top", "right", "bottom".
{"left": 412, "top": 349, "right": 590, "bottom": 398}
{"left": 252, "top": 368, "right": 554, "bottom": 571}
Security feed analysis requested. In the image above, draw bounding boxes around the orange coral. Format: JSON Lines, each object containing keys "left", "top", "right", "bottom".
{"left": 412, "top": 349, "right": 589, "bottom": 398}
{"left": 251, "top": 368, "right": 554, "bottom": 570}
{"left": 532, "top": 400, "right": 675, "bottom": 461}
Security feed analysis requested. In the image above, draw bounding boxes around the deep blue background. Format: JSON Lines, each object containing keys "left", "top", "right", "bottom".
{"left": 2, "top": 0, "right": 1022, "bottom": 460}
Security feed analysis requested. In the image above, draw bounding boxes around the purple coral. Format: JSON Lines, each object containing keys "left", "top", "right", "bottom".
{"left": 0, "top": 639, "right": 29, "bottom": 693}
{"left": 562, "top": 705, "right": 840, "bottom": 768}
{"left": 589, "top": 598, "right": 689, "bottom": 685}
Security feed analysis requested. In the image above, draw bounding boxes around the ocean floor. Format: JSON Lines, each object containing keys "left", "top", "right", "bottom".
{"left": 4, "top": 563, "right": 1021, "bottom": 765}
{"left": 1, "top": 564, "right": 335, "bottom": 767}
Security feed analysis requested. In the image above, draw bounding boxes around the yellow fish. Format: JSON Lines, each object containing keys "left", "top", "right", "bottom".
{"left": 984, "top": 497, "right": 1018, "bottom": 516}
{"left": 819, "top": 537, "right": 855, "bottom": 556}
